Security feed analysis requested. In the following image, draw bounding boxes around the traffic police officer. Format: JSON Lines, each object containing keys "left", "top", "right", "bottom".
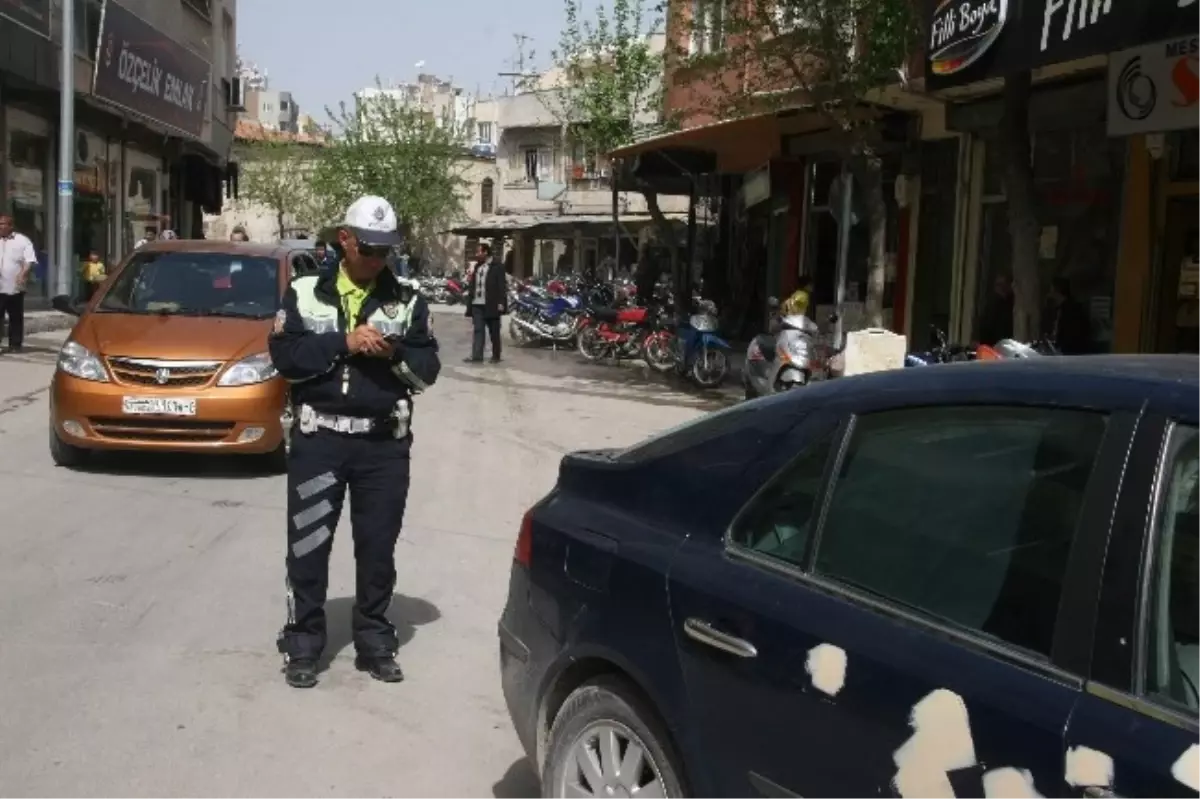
{"left": 268, "top": 195, "right": 440, "bottom": 689}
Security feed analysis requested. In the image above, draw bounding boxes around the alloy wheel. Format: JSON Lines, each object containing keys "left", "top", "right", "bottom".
{"left": 557, "top": 721, "right": 666, "bottom": 798}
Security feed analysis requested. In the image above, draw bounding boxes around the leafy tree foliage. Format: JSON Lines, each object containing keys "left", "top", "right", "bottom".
{"left": 676, "top": 0, "right": 922, "bottom": 326}
{"left": 233, "top": 133, "right": 323, "bottom": 239}
{"left": 309, "top": 82, "right": 471, "bottom": 253}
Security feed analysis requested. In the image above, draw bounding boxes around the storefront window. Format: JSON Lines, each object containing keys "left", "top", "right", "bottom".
{"left": 72, "top": 132, "right": 113, "bottom": 300}
{"left": 1170, "top": 130, "right": 1199, "bottom": 182}
{"left": 975, "top": 127, "right": 1125, "bottom": 353}
{"left": 125, "top": 158, "right": 160, "bottom": 251}
{"left": 73, "top": 0, "right": 104, "bottom": 58}
{"left": 8, "top": 127, "right": 49, "bottom": 296}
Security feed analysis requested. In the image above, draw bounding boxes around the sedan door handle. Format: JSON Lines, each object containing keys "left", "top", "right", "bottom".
{"left": 683, "top": 618, "right": 757, "bottom": 658}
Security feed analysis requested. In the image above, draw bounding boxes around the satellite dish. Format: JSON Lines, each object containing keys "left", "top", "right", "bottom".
{"left": 828, "top": 174, "right": 862, "bottom": 227}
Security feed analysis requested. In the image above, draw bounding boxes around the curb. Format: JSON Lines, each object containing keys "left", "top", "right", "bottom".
{"left": 12, "top": 313, "right": 76, "bottom": 337}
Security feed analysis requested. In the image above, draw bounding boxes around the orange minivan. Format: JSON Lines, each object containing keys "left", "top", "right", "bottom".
{"left": 49, "top": 240, "right": 323, "bottom": 470}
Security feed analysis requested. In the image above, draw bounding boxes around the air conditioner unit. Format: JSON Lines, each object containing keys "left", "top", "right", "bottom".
{"left": 227, "top": 77, "right": 246, "bottom": 111}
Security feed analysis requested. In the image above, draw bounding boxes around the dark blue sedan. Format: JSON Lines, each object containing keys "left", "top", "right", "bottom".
{"left": 498, "top": 355, "right": 1199, "bottom": 798}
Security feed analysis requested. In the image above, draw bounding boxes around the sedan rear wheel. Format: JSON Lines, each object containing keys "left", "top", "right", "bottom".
{"left": 543, "top": 677, "right": 684, "bottom": 798}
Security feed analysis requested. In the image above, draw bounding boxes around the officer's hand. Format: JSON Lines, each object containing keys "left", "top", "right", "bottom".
{"left": 347, "top": 325, "right": 386, "bottom": 354}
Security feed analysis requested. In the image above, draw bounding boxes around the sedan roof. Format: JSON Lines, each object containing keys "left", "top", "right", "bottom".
{"left": 133, "top": 240, "right": 293, "bottom": 259}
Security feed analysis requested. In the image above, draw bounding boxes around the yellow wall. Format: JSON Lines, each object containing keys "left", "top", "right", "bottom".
{"left": 1112, "top": 135, "right": 1153, "bottom": 353}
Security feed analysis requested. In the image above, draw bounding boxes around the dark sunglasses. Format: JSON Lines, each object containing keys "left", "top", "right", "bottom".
{"left": 356, "top": 243, "right": 391, "bottom": 258}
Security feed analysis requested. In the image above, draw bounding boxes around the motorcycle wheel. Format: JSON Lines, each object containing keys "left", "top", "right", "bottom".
{"left": 642, "top": 333, "right": 677, "bottom": 373}
{"left": 690, "top": 348, "right": 728, "bottom": 389}
{"left": 509, "top": 318, "right": 532, "bottom": 346}
{"left": 577, "top": 326, "right": 605, "bottom": 361}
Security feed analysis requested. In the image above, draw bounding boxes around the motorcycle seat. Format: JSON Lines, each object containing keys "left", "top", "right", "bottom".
{"left": 592, "top": 307, "right": 620, "bottom": 322}
{"left": 755, "top": 334, "right": 778, "bottom": 355}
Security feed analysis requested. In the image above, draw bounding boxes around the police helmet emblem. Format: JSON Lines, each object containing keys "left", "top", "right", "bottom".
{"left": 382, "top": 302, "right": 399, "bottom": 318}
{"left": 154, "top": 368, "right": 171, "bottom": 385}
{"left": 373, "top": 206, "right": 387, "bottom": 222}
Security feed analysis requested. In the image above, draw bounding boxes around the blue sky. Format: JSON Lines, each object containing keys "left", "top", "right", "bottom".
{"left": 237, "top": 0, "right": 567, "bottom": 120}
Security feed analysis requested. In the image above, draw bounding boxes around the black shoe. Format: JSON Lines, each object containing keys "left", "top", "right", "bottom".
{"left": 355, "top": 654, "right": 405, "bottom": 683}
{"left": 284, "top": 658, "right": 318, "bottom": 688}
{"left": 3, "top": 345, "right": 20, "bottom": 354}
{"left": 489, "top": 356, "right": 502, "bottom": 363}
{"left": 463, "top": 356, "right": 482, "bottom": 363}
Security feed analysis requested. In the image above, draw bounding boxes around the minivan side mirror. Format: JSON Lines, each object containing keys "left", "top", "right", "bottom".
{"left": 51, "top": 294, "right": 84, "bottom": 317}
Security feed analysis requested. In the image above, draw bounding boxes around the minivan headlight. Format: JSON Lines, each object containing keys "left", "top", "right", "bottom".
{"left": 218, "top": 352, "right": 278, "bottom": 386}
{"left": 57, "top": 341, "right": 109, "bottom": 382}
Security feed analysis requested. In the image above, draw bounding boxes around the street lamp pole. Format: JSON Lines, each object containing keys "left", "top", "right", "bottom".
{"left": 55, "top": 0, "right": 76, "bottom": 300}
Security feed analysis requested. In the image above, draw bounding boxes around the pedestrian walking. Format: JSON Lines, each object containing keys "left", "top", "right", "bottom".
{"left": 0, "top": 214, "right": 37, "bottom": 354}
{"left": 268, "top": 195, "right": 441, "bottom": 689}
{"left": 463, "top": 242, "right": 506, "bottom": 364}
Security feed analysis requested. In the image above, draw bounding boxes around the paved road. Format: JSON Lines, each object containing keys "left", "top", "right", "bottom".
{"left": 0, "top": 314, "right": 708, "bottom": 796}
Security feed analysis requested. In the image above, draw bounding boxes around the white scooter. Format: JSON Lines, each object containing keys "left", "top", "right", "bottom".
{"left": 743, "top": 297, "right": 830, "bottom": 400}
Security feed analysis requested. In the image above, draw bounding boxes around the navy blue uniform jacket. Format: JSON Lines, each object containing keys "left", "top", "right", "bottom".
{"left": 268, "top": 267, "right": 441, "bottom": 418}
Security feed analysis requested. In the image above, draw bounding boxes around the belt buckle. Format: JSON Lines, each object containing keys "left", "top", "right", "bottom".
{"left": 335, "top": 416, "right": 351, "bottom": 434}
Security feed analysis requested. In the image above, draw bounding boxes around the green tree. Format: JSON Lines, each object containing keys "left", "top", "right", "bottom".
{"left": 678, "top": 0, "right": 921, "bottom": 327}
{"left": 234, "top": 134, "right": 323, "bottom": 239}
{"left": 311, "top": 83, "right": 471, "bottom": 254}
{"left": 541, "top": 0, "right": 682, "bottom": 271}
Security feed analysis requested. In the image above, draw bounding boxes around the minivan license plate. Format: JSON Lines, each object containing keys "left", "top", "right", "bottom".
{"left": 121, "top": 397, "right": 197, "bottom": 416}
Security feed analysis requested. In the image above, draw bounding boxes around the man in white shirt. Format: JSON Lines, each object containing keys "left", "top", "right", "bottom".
{"left": 0, "top": 214, "right": 37, "bottom": 353}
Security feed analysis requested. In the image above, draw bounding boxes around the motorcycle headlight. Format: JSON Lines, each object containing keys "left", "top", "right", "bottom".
{"left": 57, "top": 340, "right": 109, "bottom": 382}
{"left": 218, "top": 352, "right": 278, "bottom": 387}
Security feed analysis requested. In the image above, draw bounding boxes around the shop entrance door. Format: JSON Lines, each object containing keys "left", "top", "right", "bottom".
{"left": 1153, "top": 197, "right": 1199, "bottom": 353}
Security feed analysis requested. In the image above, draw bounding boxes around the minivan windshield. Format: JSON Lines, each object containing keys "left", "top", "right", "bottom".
{"left": 98, "top": 251, "right": 280, "bottom": 319}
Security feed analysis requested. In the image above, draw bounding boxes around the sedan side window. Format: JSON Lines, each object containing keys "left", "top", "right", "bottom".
{"left": 813, "top": 406, "right": 1108, "bottom": 657}
{"left": 1145, "top": 424, "right": 1199, "bottom": 712}
{"left": 729, "top": 431, "right": 836, "bottom": 567}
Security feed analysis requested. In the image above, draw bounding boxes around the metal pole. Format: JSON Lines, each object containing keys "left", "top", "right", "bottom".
{"left": 832, "top": 163, "right": 853, "bottom": 350}
{"left": 55, "top": 0, "right": 75, "bottom": 300}
{"left": 610, "top": 159, "right": 619, "bottom": 281}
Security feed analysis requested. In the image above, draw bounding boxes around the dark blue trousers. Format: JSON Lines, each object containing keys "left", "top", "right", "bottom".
{"left": 278, "top": 428, "right": 411, "bottom": 661}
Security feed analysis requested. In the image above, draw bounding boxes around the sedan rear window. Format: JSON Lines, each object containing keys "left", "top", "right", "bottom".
{"left": 99, "top": 252, "right": 280, "bottom": 319}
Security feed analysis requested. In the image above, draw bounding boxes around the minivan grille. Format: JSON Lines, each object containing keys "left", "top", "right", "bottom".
{"left": 107, "top": 357, "right": 224, "bottom": 388}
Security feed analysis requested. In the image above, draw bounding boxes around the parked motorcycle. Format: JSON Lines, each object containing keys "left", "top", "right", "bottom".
{"left": 905, "top": 325, "right": 977, "bottom": 366}
{"left": 577, "top": 304, "right": 675, "bottom": 368}
{"left": 509, "top": 290, "right": 585, "bottom": 346}
{"left": 444, "top": 276, "right": 465, "bottom": 305}
{"left": 743, "top": 298, "right": 830, "bottom": 399}
{"left": 672, "top": 300, "right": 731, "bottom": 389}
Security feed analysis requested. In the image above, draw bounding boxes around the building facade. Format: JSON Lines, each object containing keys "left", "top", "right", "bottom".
{"left": 2, "top": 0, "right": 238, "bottom": 303}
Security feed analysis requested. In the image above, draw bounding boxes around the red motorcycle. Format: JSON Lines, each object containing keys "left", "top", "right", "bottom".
{"left": 577, "top": 304, "right": 676, "bottom": 371}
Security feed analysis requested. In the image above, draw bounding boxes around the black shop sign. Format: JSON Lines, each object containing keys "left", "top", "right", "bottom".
{"left": 92, "top": 0, "right": 210, "bottom": 138}
{"left": 926, "top": 0, "right": 1197, "bottom": 89}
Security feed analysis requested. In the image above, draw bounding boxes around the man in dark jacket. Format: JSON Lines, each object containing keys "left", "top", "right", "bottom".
{"left": 978, "top": 274, "right": 1014, "bottom": 346}
{"left": 1046, "top": 276, "right": 1091, "bottom": 355}
{"left": 268, "top": 195, "right": 440, "bottom": 689}
{"left": 463, "top": 242, "right": 507, "bottom": 363}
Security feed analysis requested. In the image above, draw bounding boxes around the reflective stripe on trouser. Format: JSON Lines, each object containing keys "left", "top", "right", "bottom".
{"left": 277, "top": 428, "right": 412, "bottom": 660}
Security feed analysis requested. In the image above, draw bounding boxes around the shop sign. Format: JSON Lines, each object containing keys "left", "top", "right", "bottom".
{"left": 743, "top": 164, "right": 772, "bottom": 208}
{"left": 929, "top": 0, "right": 1009, "bottom": 76}
{"left": 0, "top": 0, "right": 50, "bottom": 39}
{"left": 926, "top": 0, "right": 1195, "bottom": 89}
{"left": 1108, "top": 35, "right": 1200, "bottom": 136}
{"left": 92, "top": 1, "right": 210, "bottom": 139}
